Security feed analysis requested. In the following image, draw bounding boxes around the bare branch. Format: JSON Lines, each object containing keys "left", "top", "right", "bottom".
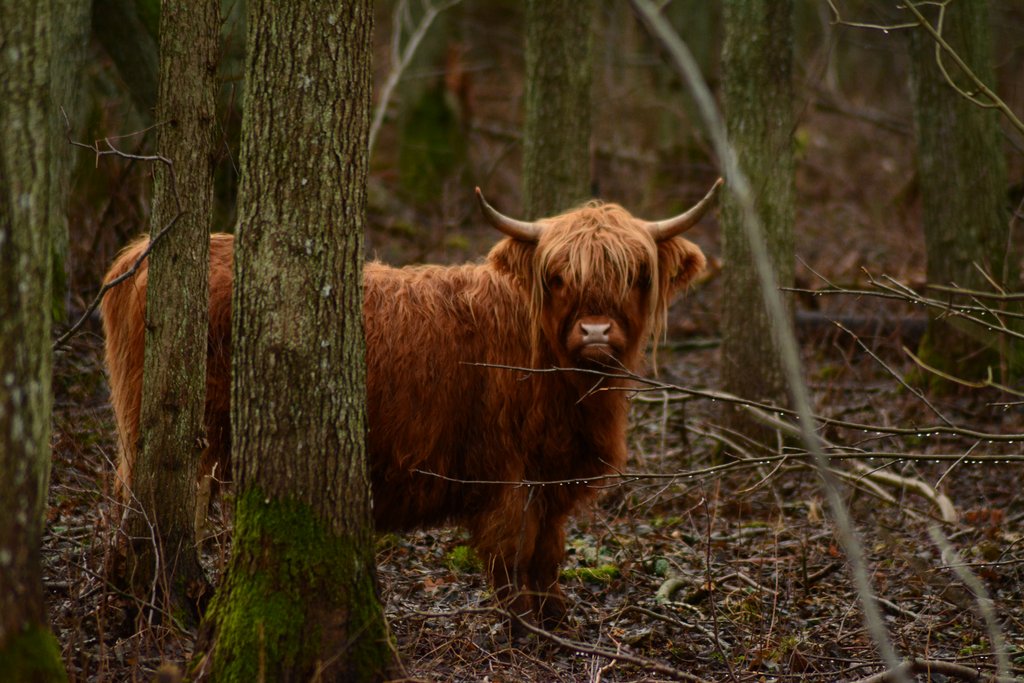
{"left": 827, "top": 1, "right": 1024, "bottom": 136}
{"left": 902, "top": 0, "right": 1024, "bottom": 135}
{"left": 929, "top": 526, "right": 1012, "bottom": 678}
{"left": 405, "top": 606, "right": 713, "bottom": 683}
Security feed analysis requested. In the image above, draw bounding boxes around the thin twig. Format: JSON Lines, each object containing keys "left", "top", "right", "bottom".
{"left": 833, "top": 321, "right": 953, "bottom": 426}
{"left": 406, "top": 606, "right": 713, "bottom": 683}
{"left": 901, "top": 0, "right": 1024, "bottom": 136}
{"left": 53, "top": 110, "right": 183, "bottom": 351}
{"left": 368, "top": 0, "right": 461, "bottom": 154}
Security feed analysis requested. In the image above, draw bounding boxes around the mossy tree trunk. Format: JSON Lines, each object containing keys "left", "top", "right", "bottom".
{"left": 719, "top": 0, "right": 795, "bottom": 434}
{"left": 0, "top": 2, "right": 68, "bottom": 680}
{"left": 126, "top": 0, "right": 220, "bottom": 623}
{"left": 908, "top": 0, "right": 1017, "bottom": 382}
{"left": 522, "top": 0, "right": 594, "bottom": 219}
{"left": 196, "top": 0, "right": 392, "bottom": 680}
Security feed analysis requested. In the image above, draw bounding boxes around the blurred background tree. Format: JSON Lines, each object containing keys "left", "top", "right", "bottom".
{"left": 908, "top": 0, "right": 1020, "bottom": 384}
{"left": 522, "top": 0, "right": 595, "bottom": 218}
{"left": 719, "top": 0, "right": 796, "bottom": 436}
{"left": 50, "top": 0, "right": 91, "bottom": 322}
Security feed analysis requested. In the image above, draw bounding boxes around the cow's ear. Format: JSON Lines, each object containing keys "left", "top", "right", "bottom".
{"left": 657, "top": 237, "right": 706, "bottom": 294}
{"left": 489, "top": 238, "right": 537, "bottom": 289}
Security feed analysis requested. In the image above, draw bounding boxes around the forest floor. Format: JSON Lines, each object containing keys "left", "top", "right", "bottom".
{"left": 45, "top": 64, "right": 1024, "bottom": 679}
{"left": 46, "top": 281, "right": 1024, "bottom": 681}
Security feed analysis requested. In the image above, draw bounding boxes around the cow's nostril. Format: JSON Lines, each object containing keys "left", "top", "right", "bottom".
{"left": 580, "top": 323, "right": 611, "bottom": 343}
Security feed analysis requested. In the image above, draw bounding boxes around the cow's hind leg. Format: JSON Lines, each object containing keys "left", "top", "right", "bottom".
{"left": 193, "top": 411, "right": 231, "bottom": 544}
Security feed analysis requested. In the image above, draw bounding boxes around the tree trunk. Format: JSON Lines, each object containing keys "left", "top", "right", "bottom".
{"left": 719, "top": 0, "right": 795, "bottom": 433}
{"left": 92, "top": 0, "right": 159, "bottom": 120}
{"left": 0, "top": 2, "right": 67, "bottom": 679}
{"left": 522, "top": 0, "right": 594, "bottom": 218}
{"left": 908, "top": 0, "right": 1017, "bottom": 382}
{"left": 126, "top": 0, "right": 220, "bottom": 622}
{"left": 48, "top": 0, "right": 90, "bottom": 322}
{"left": 196, "top": 0, "right": 392, "bottom": 680}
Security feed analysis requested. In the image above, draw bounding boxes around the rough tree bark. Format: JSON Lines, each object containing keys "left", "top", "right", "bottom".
{"left": 125, "top": 0, "right": 220, "bottom": 621}
{"left": 908, "top": 0, "right": 1017, "bottom": 382}
{"left": 195, "top": 0, "right": 392, "bottom": 680}
{"left": 522, "top": 0, "right": 594, "bottom": 219}
{"left": 0, "top": 2, "right": 67, "bottom": 679}
{"left": 719, "top": 0, "right": 795, "bottom": 432}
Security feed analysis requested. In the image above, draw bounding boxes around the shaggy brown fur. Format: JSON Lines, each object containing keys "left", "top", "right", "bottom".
{"left": 101, "top": 201, "right": 706, "bottom": 626}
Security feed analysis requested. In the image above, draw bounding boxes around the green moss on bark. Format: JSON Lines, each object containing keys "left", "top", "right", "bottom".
{"left": 201, "top": 488, "right": 391, "bottom": 682}
{"left": 0, "top": 624, "right": 67, "bottom": 683}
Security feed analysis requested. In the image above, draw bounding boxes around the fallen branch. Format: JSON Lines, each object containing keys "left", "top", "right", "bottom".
{"left": 848, "top": 657, "right": 1019, "bottom": 683}
{"left": 850, "top": 460, "right": 958, "bottom": 524}
{"left": 654, "top": 576, "right": 688, "bottom": 605}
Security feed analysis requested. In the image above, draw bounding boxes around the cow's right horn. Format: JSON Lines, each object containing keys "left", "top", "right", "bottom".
{"left": 476, "top": 187, "right": 543, "bottom": 242}
{"left": 645, "top": 178, "right": 724, "bottom": 242}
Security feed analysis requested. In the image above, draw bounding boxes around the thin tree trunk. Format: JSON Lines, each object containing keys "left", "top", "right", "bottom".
{"left": 126, "top": 0, "right": 220, "bottom": 622}
{"left": 908, "top": 0, "right": 1017, "bottom": 382}
{"left": 48, "top": 0, "right": 90, "bottom": 321}
{"left": 92, "top": 0, "right": 159, "bottom": 119}
{"left": 719, "top": 0, "right": 795, "bottom": 432}
{"left": 196, "top": 0, "right": 392, "bottom": 679}
{"left": 0, "top": 2, "right": 67, "bottom": 679}
{"left": 522, "top": 0, "right": 594, "bottom": 219}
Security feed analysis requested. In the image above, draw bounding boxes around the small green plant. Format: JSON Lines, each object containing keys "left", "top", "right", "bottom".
{"left": 376, "top": 533, "right": 401, "bottom": 551}
{"left": 645, "top": 557, "right": 671, "bottom": 577}
{"left": 958, "top": 640, "right": 989, "bottom": 658}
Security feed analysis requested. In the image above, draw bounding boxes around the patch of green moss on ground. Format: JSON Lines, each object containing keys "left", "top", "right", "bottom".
{"left": 201, "top": 487, "right": 391, "bottom": 682}
{"left": 446, "top": 545, "right": 482, "bottom": 574}
{"left": 561, "top": 564, "right": 621, "bottom": 585}
{"left": 0, "top": 623, "right": 67, "bottom": 683}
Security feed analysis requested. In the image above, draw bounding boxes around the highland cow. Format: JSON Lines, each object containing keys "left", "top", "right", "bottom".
{"left": 102, "top": 180, "right": 720, "bottom": 626}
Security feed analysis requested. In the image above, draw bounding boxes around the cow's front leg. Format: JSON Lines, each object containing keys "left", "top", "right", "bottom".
{"left": 529, "top": 512, "right": 570, "bottom": 629}
{"left": 469, "top": 490, "right": 539, "bottom": 626}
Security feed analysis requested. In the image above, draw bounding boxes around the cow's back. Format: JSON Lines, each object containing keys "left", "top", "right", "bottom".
{"left": 105, "top": 234, "right": 582, "bottom": 530}
{"left": 363, "top": 261, "right": 535, "bottom": 529}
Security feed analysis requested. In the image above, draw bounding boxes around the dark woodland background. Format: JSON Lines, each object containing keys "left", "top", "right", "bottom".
{"left": 31, "top": 0, "right": 1024, "bottom": 680}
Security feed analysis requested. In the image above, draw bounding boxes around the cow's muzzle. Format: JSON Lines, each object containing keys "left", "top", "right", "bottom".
{"left": 580, "top": 322, "right": 611, "bottom": 346}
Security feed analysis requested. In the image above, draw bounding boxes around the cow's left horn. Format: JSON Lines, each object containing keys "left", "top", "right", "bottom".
{"left": 645, "top": 178, "right": 724, "bottom": 241}
{"left": 475, "top": 187, "right": 543, "bottom": 242}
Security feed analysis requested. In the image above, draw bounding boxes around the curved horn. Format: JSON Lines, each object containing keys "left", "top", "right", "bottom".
{"left": 475, "top": 187, "right": 543, "bottom": 242}
{"left": 645, "top": 177, "right": 724, "bottom": 242}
